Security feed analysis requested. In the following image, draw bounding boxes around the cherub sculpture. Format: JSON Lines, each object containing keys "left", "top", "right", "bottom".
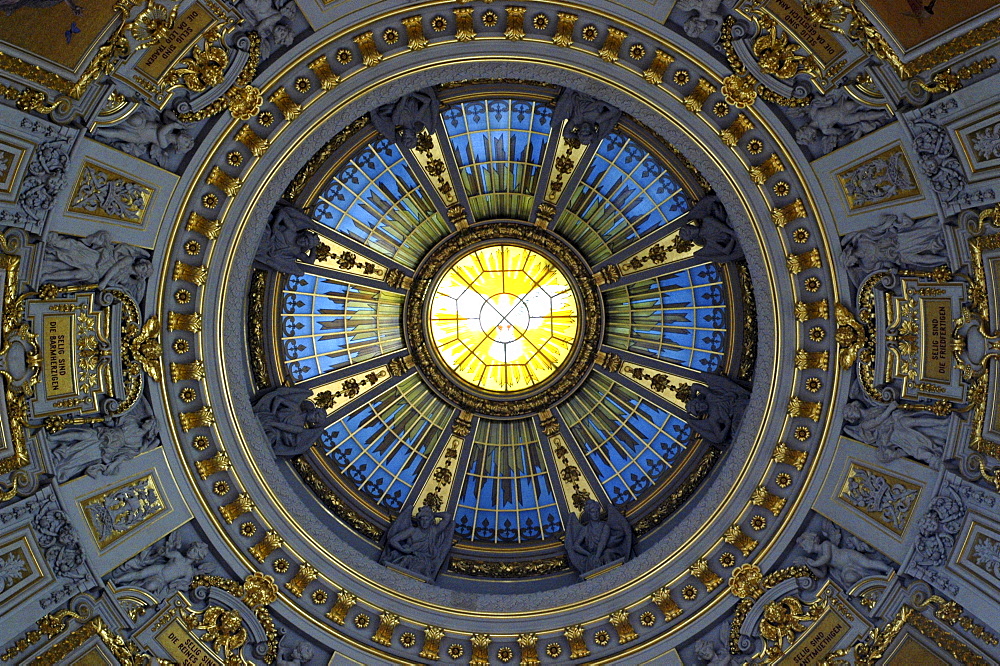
{"left": 678, "top": 194, "right": 743, "bottom": 264}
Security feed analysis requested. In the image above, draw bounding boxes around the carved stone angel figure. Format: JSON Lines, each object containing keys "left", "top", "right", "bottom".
{"left": 678, "top": 194, "right": 743, "bottom": 264}
{"left": 684, "top": 374, "right": 751, "bottom": 446}
{"left": 255, "top": 201, "right": 321, "bottom": 276}
{"left": 840, "top": 213, "right": 946, "bottom": 287}
{"left": 552, "top": 89, "right": 622, "bottom": 145}
{"left": 565, "top": 499, "right": 632, "bottom": 576}
{"left": 112, "top": 531, "right": 214, "bottom": 597}
{"left": 789, "top": 90, "right": 889, "bottom": 156}
{"left": 795, "top": 519, "right": 893, "bottom": 585}
{"left": 842, "top": 398, "right": 948, "bottom": 469}
{"left": 370, "top": 89, "right": 441, "bottom": 149}
{"left": 253, "top": 385, "right": 330, "bottom": 457}
{"left": 94, "top": 106, "right": 194, "bottom": 168}
{"left": 46, "top": 398, "right": 160, "bottom": 482}
{"left": 42, "top": 230, "right": 152, "bottom": 304}
{"left": 380, "top": 505, "right": 454, "bottom": 580}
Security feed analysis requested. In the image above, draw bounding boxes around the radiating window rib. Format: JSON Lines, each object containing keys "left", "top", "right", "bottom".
{"left": 558, "top": 373, "right": 691, "bottom": 506}
{"left": 604, "top": 264, "right": 726, "bottom": 372}
{"left": 453, "top": 418, "right": 562, "bottom": 543}
{"left": 280, "top": 274, "right": 403, "bottom": 381}
{"left": 321, "top": 375, "right": 453, "bottom": 511}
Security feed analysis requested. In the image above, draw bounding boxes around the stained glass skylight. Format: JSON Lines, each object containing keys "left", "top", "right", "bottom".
{"left": 428, "top": 244, "right": 578, "bottom": 392}
{"left": 268, "top": 83, "right": 750, "bottom": 569}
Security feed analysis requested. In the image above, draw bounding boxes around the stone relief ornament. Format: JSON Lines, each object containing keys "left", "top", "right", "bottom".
{"left": 253, "top": 385, "right": 331, "bottom": 457}
{"left": 840, "top": 213, "right": 946, "bottom": 288}
{"left": 672, "top": 0, "right": 725, "bottom": 39}
{"left": 842, "top": 397, "right": 948, "bottom": 469}
{"left": 787, "top": 90, "right": 889, "bottom": 156}
{"left": 795, "top": 518, "right": 893, "bottom": 586}
{"left": 370, "top": 89, "right": 441, "bottom": 150}
{"left": 912, "top": 490, "right": 965, "bottom": 568}
{"left": 238, "top": 0, "right": 299, "bottom": 60}
{"left": 46, "top": 397, "right": 160, "bottom": 483}
{"left": 692, "top": 638, "right": 735, "bottom": 666}
{"left": 32, "top": 493, "right": 91, "bottom": 608}
{"left": 564, "top": 499, "right": 632, "bottom": 577}
{"left": 682, "top": 374, "right": 751, "bottom": 446}
{"left": 275, "top": 641, "right": 315, "bottom": 666}
{"left": 254, "top": 201, "right": 321, "bottom": 276}
{"left": 18, "top": 138, "right": 70, "bottom": 224}
{"left": 551, "top": 89, "right": 622, "bottom": 145}
{"left": 111, "top": 530, "right": 214, "bottom": 598}
{"left": 910, "top": 110, "right": 967, "bottom": 203}
{"left": 838, "top": 149, "right": 918, "bottom": 210}
{"left": 42, "top": 230, "right": 152, "bottom": 305}
{"left": 678, "top": 193, "right": 743, "bottom": 264}
{"left": 380, "top": 505, "right": 454, "bottom": 581}
{"left": 93, "top": 106, "right": 194, "bottom": 169}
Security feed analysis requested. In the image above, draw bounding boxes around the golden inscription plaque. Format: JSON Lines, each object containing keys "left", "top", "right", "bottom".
{"left": 155, "top": 618, "right": 223, "bottom": 666}
{"left": 42, "top": 314, "right": 76, "bottom": 399}
{"left": 777, "top": 609, "right": 848, "bottom": 665}
{"left": 136, "top": 4, "right": 216, "bottom": 82}
{"left": 759, "top": 0, "right": 844, "bottom": 67}
{"left": 920, "top": 299, "right": 952, "bottom": 382}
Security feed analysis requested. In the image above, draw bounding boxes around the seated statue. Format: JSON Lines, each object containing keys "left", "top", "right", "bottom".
{"left": 552, "top": 89, "right": 622, "bottom": 145}
{"left": 678, "top": 194, "right": 743, "bottom": 264}
{"left": 684, "top": 374, "right": 751, "bottom": 446}
{"left": 565, "top": 499, "right": 632, "bottom": 576}
{"left": 380, "top": 505, "right": 454, "bottom": 580}
{"left": 255, "top": 201, "right": 321, "bottom": 276}
{"left": 370, "top": 89, "right": 440, "bottom": 149}
{"left": 253, "top": 386, "right": 330, "bottom": 457}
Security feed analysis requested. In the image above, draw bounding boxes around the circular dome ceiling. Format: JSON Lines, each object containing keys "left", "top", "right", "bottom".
{"left": 153, "top": 8, "right": 841, "bottom": 659}
{"left": 255, "top": 83, "right": 752, "bottom": 580}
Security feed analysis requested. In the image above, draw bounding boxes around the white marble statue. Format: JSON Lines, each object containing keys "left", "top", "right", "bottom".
{"left": 789, "top": 90, "right": 889, "bottom": 155}
{"left": 239, "top": 0, "right": 298, "bottom": 59}
{"left": 276, "top": 643, "right": 315, "bottom": 666}
{"left": 796, "top": 520, "right": 893, "bottom": 585}
{"left": 842, "top": 399, "right": 947, "bottom": 469}
{"left": 42, "top": 230, "right": 152, "bottom": 304}
{"left": 840, "top": 213, "right": 946, "bottom": 287}
{"left": 95, "top": 106, "right": 194, "bottom": 167}
{"left": 112, "top": 531, "right": 214, "bottom": 597}
{"left": 673, "top": 0, "right": 725, "bottom": 39}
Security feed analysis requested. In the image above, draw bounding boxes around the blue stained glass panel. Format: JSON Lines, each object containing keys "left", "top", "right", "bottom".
{"left": 558, "top": 373, "right": 691, "bottom": 506}
{"left": 556, "top": 132, "right": 690, "bottom": 263}
{"left": 442, "top": 98, "right": 552, "bottom": 222}
{"left": 312, "top": 136, "right": 449, "bottom": 268}
{"left": 321, "top": 375, "right": 453, "bottom": 511}
{"left": 280, "top": 274, "right": 403, "bottom": 381}
{"left": 604, "top": 264, "right": 727, "bottom": 372}
{"left": 454, "top": 418, "right": 562, "bottom": 542}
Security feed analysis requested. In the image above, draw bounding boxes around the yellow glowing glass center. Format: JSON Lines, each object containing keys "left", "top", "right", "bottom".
{"left": 428, "top": 244, "right": 579, "bottom": 392}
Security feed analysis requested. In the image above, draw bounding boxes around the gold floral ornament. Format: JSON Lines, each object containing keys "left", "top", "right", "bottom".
{"left": 834, "top": 303, "right": 866, "bottom": 369}
{"left": 166, "top": 28, "right": 229, "bottom": 92}
{"left": 130, "top": 3, "right": 177, "bottom": 45}
{"left": 728, "top": 563, "right": 764, "bottom": 599}
{"left": 227, "top": 85, "right": 264, "bottom": 121}
{"left": 721, "top": 74, "right": 758, "bottom": 108}
{"left": 198, "top": 607, "right": 247, "bottom": 656}
{"left": 125, "top": 315, "right": 162, "bottom": 382}
{"left": 758, "top": 597, "right": 823, "bottom": 660}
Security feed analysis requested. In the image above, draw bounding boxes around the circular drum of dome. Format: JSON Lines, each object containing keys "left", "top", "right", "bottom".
{"left": 405, "top": 221, "right": 603, "bottom": 417}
